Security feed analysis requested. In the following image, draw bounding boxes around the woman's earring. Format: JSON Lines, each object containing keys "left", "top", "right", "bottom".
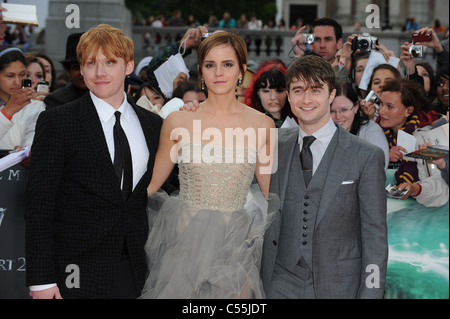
{"left": 237, "top": 77, "right": 242, "bottom": 87}
{"left": 201, "top": 78, "right": 205, "bottom": 91}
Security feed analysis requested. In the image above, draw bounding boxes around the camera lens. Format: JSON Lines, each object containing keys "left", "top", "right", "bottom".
{"left": 358, "top": 40, "right": 370, "bottom": 51}
{"left": 410, "top": 48, "right": 419, "bottom": 58}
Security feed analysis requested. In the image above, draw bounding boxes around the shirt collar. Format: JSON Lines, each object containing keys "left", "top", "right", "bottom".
{"left": 90, "top": 91, "right": 132, "bottom": 123}
{"left": 298, "top": 117, "right": 336, "bottom": 144}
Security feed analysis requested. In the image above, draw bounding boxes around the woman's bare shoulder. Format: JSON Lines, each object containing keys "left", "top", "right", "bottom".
{"left": 242, "top": 105, "right": 275, "bottom": 129}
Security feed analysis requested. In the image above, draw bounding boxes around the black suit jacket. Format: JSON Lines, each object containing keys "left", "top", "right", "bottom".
{"left": 25, "top": 93, "right": 162, "bottom": 298}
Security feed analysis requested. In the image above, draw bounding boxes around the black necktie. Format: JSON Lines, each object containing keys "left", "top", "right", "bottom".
{"left": 113, "top": 111, "right": 133, "bottom": 200}
{"left": 300, "top": 135, "right": 316, "bottom": 187}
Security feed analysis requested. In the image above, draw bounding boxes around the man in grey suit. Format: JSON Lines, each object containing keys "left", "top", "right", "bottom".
{"left": 261, "top": 55, "right": 388, "bottom": 299}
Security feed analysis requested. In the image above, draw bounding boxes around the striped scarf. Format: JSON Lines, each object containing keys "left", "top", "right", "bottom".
{"left": 383, "top": 115, "right": 420, "bottom": 186}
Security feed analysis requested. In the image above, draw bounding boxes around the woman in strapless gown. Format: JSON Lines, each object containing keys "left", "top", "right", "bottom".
{"left": 139, "top": 32, "right": 279, "bottom": 299}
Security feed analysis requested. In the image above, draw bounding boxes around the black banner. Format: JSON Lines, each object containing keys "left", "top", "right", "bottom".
{"left": 0, "top": 164, "right": 29, "bottom": 299}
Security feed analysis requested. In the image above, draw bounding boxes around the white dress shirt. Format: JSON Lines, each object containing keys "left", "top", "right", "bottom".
{"left": 91, "top": 91, "right": 149, "bottom": 190}
{"left": 298, "top": 118, "right": 337, "bottom": 175}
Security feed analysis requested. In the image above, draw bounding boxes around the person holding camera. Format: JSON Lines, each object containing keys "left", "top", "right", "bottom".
{"left": 44, "top": 33, "right": 89, "bottom": 110}
{"left": 361, "top": 64, "right": 401, "bottom": 120}
{"left": 0, "top": 47, "right": 45, "bottom": 150}
{"left": 414, "top": 27, "right": 449, "bottom": 70}
{"left": 290, "top": 17, "right": 343, "bottom": 64}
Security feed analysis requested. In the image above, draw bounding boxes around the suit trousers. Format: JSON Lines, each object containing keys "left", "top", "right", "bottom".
{"left": 61, "top": 255, "right": 139, "bottom": 299}
{"left": 267, "top": 257, "right": 315, "bottom": 299}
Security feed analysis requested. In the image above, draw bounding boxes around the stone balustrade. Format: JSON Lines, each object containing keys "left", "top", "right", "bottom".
{"left": 132, "top": 26, "right": 442, "bottom": 71}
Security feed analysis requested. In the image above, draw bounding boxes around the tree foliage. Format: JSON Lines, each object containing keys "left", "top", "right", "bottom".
{"left": 126, "top": 0, "right": 277, "bottom": 26}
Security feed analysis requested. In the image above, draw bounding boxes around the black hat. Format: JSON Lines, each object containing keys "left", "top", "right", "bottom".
{"left": 59, "top": 32, "right": 84, "bottom": 66}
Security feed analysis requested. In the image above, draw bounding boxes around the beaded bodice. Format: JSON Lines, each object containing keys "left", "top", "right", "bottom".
{"left": 178, "top": 143, "right": 257, "bottom": 211}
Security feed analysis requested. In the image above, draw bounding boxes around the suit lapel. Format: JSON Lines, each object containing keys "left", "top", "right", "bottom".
{"left": 275, "top": 128, "right": 302, "bottom": 207}
{"left": 78, "top": 94, "right": 123, "bottom": 200}
{"left": 315, "top": 126, "right": 355, "bottom": 225}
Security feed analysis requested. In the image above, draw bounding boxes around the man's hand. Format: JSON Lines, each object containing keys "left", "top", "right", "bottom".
{"left": 181, "top": 26, "right": 208, "bottom": 51}
{"left": 29, "top": 286, "right": 63, "bottom": 299}
{"left": 290, "top": 26, "right": 308, "bottom": 57}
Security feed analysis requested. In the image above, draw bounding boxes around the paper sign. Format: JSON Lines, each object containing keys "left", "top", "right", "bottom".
{"left": 359, "top": 51, "right": 400, "bottom": 91}
{"left": 154, "top": 53, "right": 190, "bottom": 98}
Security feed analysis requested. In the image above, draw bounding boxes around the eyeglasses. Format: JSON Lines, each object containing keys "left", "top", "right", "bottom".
{"left": 330, "top": 105, "right": 355, "bottom": 115}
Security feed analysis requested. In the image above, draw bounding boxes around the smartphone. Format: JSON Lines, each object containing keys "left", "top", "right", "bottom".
{"left": 412, "top": 32, "right": 432, "bottom": 43}
{"left": 22, "top": 78, "right": 32, "bottom": 88}
{"left": 36, "top": 80, "right": 49, "bottom": 93}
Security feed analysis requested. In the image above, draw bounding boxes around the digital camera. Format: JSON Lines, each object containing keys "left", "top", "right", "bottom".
{"left": 365, "top": 90, "right": 380, "bottom": 119}
{"left": 201, "top": 33, "right": 212, "bottom": 41}
{"left": 365, "top": 90, "right": 380, "bottom": 105}
{"left": 409, "top": 44, "right": 423, "bottom": 58}
{"left": 303, "top": 33, "right": 315, "bottom": 45}
{"left": 351, "top": 33, "right": 378, "bottom": 52}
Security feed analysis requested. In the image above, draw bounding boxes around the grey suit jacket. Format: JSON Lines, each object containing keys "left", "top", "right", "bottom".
{"left": 261, "top": 125, "right": 388, "bottom": 299}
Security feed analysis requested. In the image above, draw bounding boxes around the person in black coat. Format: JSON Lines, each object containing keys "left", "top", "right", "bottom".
{"left": 44, "top": 32, "right": 88, "bottom": 109}
{"left": 25, "top": 24, "right": 162, "bottom": 299}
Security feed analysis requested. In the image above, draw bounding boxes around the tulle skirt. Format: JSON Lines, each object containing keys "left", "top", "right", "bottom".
{"left": 139, "top": 185, "right": 279, "bottom": 299}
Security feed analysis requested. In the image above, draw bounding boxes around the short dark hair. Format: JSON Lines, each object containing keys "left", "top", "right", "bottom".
{"left": 381, "top": 78, "right": 426, "bottom": 114}
{"left": 285, "top": 55, "right": 336, "bottom": 94}
{"left": 0, "top": 48, "right": 26, "bottom": 71}
{"left": 313, "top": 17, "right": 343, "bottom": 41}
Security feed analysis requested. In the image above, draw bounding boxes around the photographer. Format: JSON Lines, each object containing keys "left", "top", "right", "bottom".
{"left": 336, "top": 33, "right": 395, "bottom": 86}
{"left": 290, "top": 17, "right": 343, "bottom": 64}
{"left": 361, "top": 64, "right": 401, "bottom": 120}
{"left": 413, "top": 28, "right": 449, "bottom": 70}
{"left": 146, "top": 26, "right": 208, "bottom": 82}
{"left": 0, "top": 47, "right": 45, "bottom": 150}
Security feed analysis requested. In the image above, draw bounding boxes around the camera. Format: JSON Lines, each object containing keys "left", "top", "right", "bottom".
{"left": 365, "top": 90, "right": 380, "bottom": 105}
{"left": 412, "top": 32, "right": 431, "bottom": 43}
{"left": 351, "top": 33, "right": 378, "bottom": 52}
{"left": 36, "top": 80, "right": 49, "bottom": 93}
{"left": 302, "top": 33, "right": 315, "bottom": 45}
{"left": 201, "top": 33, "right": 212, "bottom": 41}
{"left": 22, "top": 78, "right": 32, "bottom": 88}
{"left": 365, "top": 90, "right": 380, "bottom": 119}
{"left": 409, "top": 44, "right": 423, "bottom": 58}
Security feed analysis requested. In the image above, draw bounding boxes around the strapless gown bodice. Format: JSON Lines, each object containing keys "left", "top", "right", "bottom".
{"left": 178, "top": 143, "right": 257, "bottom": 211}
